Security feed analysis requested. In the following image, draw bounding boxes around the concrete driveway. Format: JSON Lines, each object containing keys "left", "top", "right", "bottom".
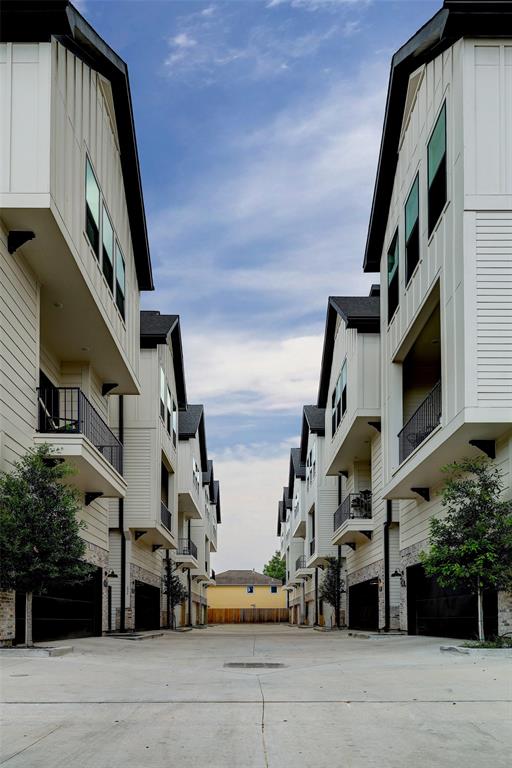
{"left": 1, "top": 625, "right": 510, "bottom": 767}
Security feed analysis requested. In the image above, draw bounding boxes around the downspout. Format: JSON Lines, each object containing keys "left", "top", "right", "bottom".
{"left": 119, "top": 395, "right": 126, "bottom": 633}
{"left": 383, "top": 500, "right": 391, "bottom": 632}
{"left": 336, "top": 545, "right": 342, "bottom": 628}
{"left": 314, "top": 567, "right": 319, "bottom": 626}
{"left": 187, "top": 569, "right": 192, "bottom": 627}
{"left": 165, "top": 549, "right": 171, "bottom": 629}
{"left": 302, "top": 579, "right": 305, "bottom": 625}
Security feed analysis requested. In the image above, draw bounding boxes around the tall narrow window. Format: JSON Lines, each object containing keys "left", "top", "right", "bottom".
{"left": 102, "top": 205, "right": 114, "bottom": 291}
{"left": 340, "top": 360, "right": 347, "bottom": 416}
{"left": 387, "top": 230, "right": 399, "bottom": 322}
{"left": 405, "top": 175, "right": 419, "bottom": 283}
{"left": 331, "top": 389, "right": 336, "bottom": 437}
{"left": 428, "top": 103, "right": 447, "bottom": 236}
{"left": 172, "top": 400, "right": 177, "bottom": 448}
{"left": 85, "top": 158, "right": 100, "bottom": 257}
{"left": 160, "top": 368, "right": 166, "bottom": 421}
{"left": 115, "top": 241, "right": 125, "bottom": 319}
{"left": 166, "top": 386, "right": 172, "bottom": 434}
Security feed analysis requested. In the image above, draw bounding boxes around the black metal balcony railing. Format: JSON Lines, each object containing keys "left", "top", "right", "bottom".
{"left": 309, "top": 538, "right": 315, "bottom": 557}
{"left": 177, "top": 538, "right": 198, "bottom": 560}
{"left": 37, "top": 387, "right": 123, "bottom": 475}
{"left": 398, "top": 381, "right": 442, "bottom": 464}
{"left": 295, "top": 555, "right": 307, "bottom": 571}
{"left": 160, "top": 501, "right": 172, "bottom": 533}
{"left": 333, "top": 491, "right": 372, "bottom": 531}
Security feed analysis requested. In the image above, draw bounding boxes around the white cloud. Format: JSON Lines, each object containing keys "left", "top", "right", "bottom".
{"left": 267, "top": 0, "right": 369, "bottom": 10}
{"left": 183, "top": 330, "right": 323, "bottom": 416}
{"left": 211, "top": 443, "right": 293, "bottom": 571}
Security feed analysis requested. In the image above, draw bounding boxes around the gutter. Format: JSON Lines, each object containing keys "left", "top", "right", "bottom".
{"left": 119, "top": 395, "right": 126, "bottom": 632}
{"left": 383, "top": 500, "right": 392, "bottom": 631}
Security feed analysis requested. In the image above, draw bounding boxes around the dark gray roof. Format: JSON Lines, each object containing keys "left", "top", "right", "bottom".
{"left": 0, "top": 1, "right": 153, "bottom": 291}
{"left": 317, "top": 295, "right": 380, "bottom": 408}
{"left": 178, "top": 405, "right": 208, "bottom": 471}
{"left": 277, "top": 500, "right": 284, "bottom": 535}
{"left": 288, "top": 447, "right": 305, "bottom": 497}
{"left": 140, "top": 311, "right": 178, "bottom": 338}
{"left": 215, "top": 570, "right": 281, "bottom": 587}
{"left": 202, "top": 459, "right": 213, "bottom": 486}
{"left": 300, "top": 406, "right": 325, "bottom": 463}
{"left": 329, "top": 296, "right": 380, "bottom": 330}
{"left": 283, "top": 487, "right": 292, "bottom": 511}
{"left": 364, "top": 1, "right": 511, "bottom": 272}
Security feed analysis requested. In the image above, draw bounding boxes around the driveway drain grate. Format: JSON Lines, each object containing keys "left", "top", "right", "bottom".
{"left": 224, "top": 662, "right": 285, "bottom": 669}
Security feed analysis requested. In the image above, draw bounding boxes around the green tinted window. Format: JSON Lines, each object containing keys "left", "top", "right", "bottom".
{"left": 428, "top": 104, "right": 446, "bottom": 186}
{"left": 102, "top": 206, "right": 114, "bottom": 264}
{"left": 405, "top": 176, "right": 419, "bottom": 242}
{"left": 387, "top": 231, "right": 399, "bottom": 285}
{"left": 86, "top": 158, "right": 100, "bottom": 225}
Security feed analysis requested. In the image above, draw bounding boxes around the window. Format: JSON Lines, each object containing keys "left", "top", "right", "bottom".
{"left": 172, "top": 400, "right": 177, "bottom": 448}
{"left": 387, "top": 230, "right": 399, "bottom": 322}
{"left": 331, "top": 361, "right": 347, "bottom": 435}
{"left": 246, "top": 586, "right": 254, "bottom": 594}
{"left": 192, "top": 458, "right": 200, "bottom": 493}
{"left": 160, "top": 368, "right": 166, "bottom": 421}
{"left": 166, "top": 387, "right": 172, "bottom": 434}
{"left": 405, "top": 175, "right": 419, "bottom": 283}
{"left": 102, "top": 205, "right": 114, "bottom": 291}
{"left": 428, "top": 103, "right": 447, "bottom": 236}
{"left": 115, "top": 242, "right": 125, "bottom": 319}
{"left": 270, "top": 586, "right": 277, "bottom": 594}
{"left": 85, "top": 158, "right": 100, "bottom": 258}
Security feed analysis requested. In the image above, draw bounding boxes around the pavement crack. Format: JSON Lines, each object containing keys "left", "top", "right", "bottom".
{"left": 0, "top": 724, "right": 62, "bottom": 765}
{"left": 257, "top": 676, "right": 269, "bottom": 768}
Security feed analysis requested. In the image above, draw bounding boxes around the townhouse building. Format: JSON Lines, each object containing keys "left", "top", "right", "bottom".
{"left": 317, "top": 292, "right": 400, "bottom": 631}
{"left": 175, "top": 406, "right": 218, "bottom": 627}
{"left": 0, "top": 2, "right": 153, "bottom": 643}
{"left": 362, "top": 0, "right": 512, "bottom": 637}
{"left": 107, "top": 311, "right": 185, "bottom": 632}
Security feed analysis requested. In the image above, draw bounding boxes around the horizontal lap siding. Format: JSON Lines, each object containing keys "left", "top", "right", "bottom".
{"left": 131, "top": 539, "right": 162, "bottom": 577}
{"left": 0, "top": 230, "right": 38, "bottom": 470}
{"left": 475, "top": 213, "right": 512, "bottom": 408}
{"left": 78, "top": 497, "right": 109, "bottom": 551}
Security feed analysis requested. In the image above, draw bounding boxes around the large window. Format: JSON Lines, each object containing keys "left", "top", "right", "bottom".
{"left": 428, "top": 103, "right": 447, "bottom": 236}
{"left": 166, "top": 386, "right": 172, "bottom": 434}
{"left": 331, "top": 361, "right": 347, "bottom": 435}
{"left": 85, "top": 158, "right": 100, "bottom": 258}
{"left": 160, "top": 367, "right": 166, "bottom": 421}
{"left": 102, "top": 205, "right": 114, "bottom": 291}
{"left": 172, "top": 400, "right": 177, "bottom": 448}
{"left": 115, "top": 242, "right": 125, "bottom": 319}
{"left": 387, "top": 230, "right": 399, "bottom": 322}
{"left": 405, "top": 175, "right": 419, "bottom": 284}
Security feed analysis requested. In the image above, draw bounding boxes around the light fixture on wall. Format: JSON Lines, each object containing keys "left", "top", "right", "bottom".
{"left": 107, "top": 570, "right": 118, "bottom": 578}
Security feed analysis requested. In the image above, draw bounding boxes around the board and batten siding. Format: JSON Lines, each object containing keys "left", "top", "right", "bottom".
{"left": 0, "top": 228, "right": 39, "bottom": 470}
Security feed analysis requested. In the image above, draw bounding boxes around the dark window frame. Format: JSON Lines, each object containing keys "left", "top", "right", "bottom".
{"left": 387, "top": 229, "right": 399, "bottom": 322}
{"left": 85, "top": 156, "right": 100, "bottom": 259}
{"left": 101, "top": 203, "right": 115, "bottom": 292}
{"left": 405, "top": 174, "right": 420, "bottom": 285}
{"left": 427, "top": 102, "right": 447, "bottom": 237}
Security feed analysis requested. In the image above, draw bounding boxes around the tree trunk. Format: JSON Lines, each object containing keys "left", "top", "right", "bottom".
{"left": 25, "top": 592, "right": 33, "bottom": 647}
{"left": 477, "top": 579, "right": 485, "bottom": 642}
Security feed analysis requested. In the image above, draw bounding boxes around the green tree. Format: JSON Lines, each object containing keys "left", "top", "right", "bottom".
{"left": 0, "top": 445, "right": 95, "bottom": 646}
{"left": 319, "top": 556, "right": 345, "bottom": 628}
{"left": 263, "top": 551, "right": 286, "bottom": 582}
{"left": 420, "top": 457, "right": 512, "bottom": 641}
{"left": 162, "top": 556, "right": 188, "bottom": 629}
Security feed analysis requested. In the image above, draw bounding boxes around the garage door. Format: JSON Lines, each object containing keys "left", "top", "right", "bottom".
{"left": 406, "top": 564, "right": 498, "bottom": 639}
{"left": 134, "top": 581, "right": 161, "bottom": 631}
{"left": 348, "top": 579, "right": 379, "bottom": 631}
{"left": 15, "top": 568, "right": 103, "bottom": 644}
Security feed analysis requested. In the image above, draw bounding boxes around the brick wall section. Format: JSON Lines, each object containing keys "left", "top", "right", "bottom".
{"left": 498, "top": 591, "right": 512, "bottom": 636}
{"left": 0, "top": 591, "right": 15, "bottom": 646}
{"left": 399, "top": 541, "right": 427, "bottom": 632}
{"left": 84, "top": 542, "right": 109, "bottom": 633}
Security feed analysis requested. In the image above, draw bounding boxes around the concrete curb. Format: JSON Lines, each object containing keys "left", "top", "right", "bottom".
{"left": 0, "top": 645, "right": 73, "bottom": 657}
{"left": 107, "top": 632, "right": 164, "bottom": 641}
{"left": 441, "top": 644, "right": 512, "bottom": 656}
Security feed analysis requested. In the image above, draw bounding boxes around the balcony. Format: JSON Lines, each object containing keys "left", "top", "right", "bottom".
{"left": 332, "top": 491, "right": 375, "bottom": 548}
{"left": 160, "top": 501, "right": 172, "bottom": 533}
{"left": 174, "top": 538, "right": 198, "bottom": 569}
{"left": 295, "top": 555, "right": 314, "bottom": 580}
{"left": 399, "top": 381, "right": 441, "bottom": 464}
{"left": 35, "top": 387, "right": 125, "bottom": 498}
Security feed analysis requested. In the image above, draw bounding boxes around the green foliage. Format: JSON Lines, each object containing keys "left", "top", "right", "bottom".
{"left": 462, "top": 635, "right": 512, "bottom": 649}
{"left": 263, "top": 551, "right": 286, "bottom": 582}
{"left": 420, "top": 457, "right": 512, "bottom": 593}
{"left": 0, "top": 445, "right": 95, "bottom": 593}
{"left": 162, "top": 558, "right": 188, "bottom": 611}
{"left": 319, "top": 556, "right": 345, "bottom": 624}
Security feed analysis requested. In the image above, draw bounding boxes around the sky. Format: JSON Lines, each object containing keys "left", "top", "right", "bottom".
{"left": 79, "top": 0, "right": 441, "bottom": 571}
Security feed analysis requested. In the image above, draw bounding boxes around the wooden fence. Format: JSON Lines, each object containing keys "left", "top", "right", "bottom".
{"left": 207, "top": 608, "right": 289, "bottom": 624}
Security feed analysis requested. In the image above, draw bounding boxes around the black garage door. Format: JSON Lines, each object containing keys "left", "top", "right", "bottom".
{"left": 15, "top": 568, "right": 103, "bottom": 644}
{"left": 406, "top": 564, "right": 498, "bottom": 639}
{"left": 134, "top": 581, "right": 161, "bottom": 631}
{"left": 348, "top": 579, "right": 379, "bottom": 631}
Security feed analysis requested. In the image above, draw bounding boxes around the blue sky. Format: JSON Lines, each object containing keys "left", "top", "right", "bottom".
{"left": 80, "top": 0, "right": 441, "bottom": 570}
